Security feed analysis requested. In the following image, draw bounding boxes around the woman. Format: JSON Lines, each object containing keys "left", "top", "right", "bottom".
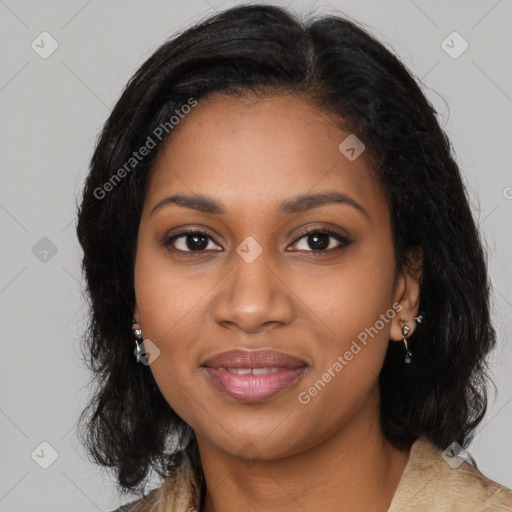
{"left": 76, "top": 4, "right": 512, "bottom": 511}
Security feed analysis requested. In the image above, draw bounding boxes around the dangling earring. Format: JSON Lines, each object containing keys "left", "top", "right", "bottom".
{"left": 132, "top": 317, "right": 143, "bottom": 362}
{"left": 399, "top": 318, "right": 412, "bottom": 364}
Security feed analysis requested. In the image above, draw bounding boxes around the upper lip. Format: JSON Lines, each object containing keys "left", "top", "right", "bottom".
{"left": 201, "top": 349, "right": 308, "bottom": 369}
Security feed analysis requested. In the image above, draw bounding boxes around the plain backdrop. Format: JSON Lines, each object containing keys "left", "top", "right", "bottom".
{"left": 0, "top": 0, "right": 511, "bottom": 510}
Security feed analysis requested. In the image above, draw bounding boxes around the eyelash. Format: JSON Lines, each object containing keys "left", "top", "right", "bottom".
{"left": 162, "top": 227, "right": 351, "bottom": 256}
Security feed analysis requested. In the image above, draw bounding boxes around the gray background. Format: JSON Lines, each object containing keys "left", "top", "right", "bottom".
{"left": 1, "top": 0, "right": 511, "bottom": 510}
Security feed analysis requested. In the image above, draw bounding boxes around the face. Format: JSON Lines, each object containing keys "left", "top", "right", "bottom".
{"left": 133, "top": 93, "right": 416, "bottom": 461}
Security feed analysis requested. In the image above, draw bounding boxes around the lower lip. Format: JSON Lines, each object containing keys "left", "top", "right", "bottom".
{"left": 203, "top": 367, "right": 307, "bottom": 403}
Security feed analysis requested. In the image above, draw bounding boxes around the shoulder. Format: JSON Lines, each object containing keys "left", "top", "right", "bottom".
{"left": 109, "top": 454, "right": 204, "bottom": 512}
{"left": 108, "top": 490, "right": 159, "bottom": 512}
{"left": 389, "top": 436, "right": 512, "bottom": 511}
{"left": 108, "top": 482, "right": 166, "bottom": 512}
{"left": 109, "top": 498, "right": 140, "bottom": 512}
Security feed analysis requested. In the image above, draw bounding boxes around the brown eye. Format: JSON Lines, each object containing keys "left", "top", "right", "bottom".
{"left": 163, "top": 230, "right": 222, "bottom": 252}
{"left": 290, "top": 228, "right": 351, "bottom": 253}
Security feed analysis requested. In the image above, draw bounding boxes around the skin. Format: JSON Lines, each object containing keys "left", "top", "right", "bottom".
{"left": 133, "top": 93, "right": 421, "bottom": 512}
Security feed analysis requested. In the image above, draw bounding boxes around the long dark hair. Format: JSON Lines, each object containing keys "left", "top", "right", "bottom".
{"left": 76, "top": 3, "right": 496, "bottom": 498}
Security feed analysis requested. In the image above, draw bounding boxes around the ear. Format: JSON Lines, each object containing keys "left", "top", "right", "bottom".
{"left": 132, "top": 302, "right": 140, "bottom": 324}
{"left": 389, "top": 247, "right": 422, "bottom": 341}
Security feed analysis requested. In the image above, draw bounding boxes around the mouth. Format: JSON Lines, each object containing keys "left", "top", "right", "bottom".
{"left": 201, "top": 349, "right": 308, "bottom": 403}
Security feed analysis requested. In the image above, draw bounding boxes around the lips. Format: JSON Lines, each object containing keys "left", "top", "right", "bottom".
{"left": 201, "top": 349, "right": 308, "bottom": 403}
{"left": 201, "top": 349, "right": 308, "bottom": 369}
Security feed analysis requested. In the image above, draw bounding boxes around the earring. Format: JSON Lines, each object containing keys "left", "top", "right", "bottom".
{"left": 132, "top": 317, "right": 143, "bottom": 362}
{"left": 399, "top": 318, "right": 412, "bottom": 364}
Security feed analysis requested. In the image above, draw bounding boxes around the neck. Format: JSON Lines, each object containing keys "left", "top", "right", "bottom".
{"left": 196, "top": 391, "right": 412, "bottom": 512}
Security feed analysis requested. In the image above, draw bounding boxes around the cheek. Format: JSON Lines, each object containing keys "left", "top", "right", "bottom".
{"left": 292, "top": 236, "right": 396, "bottom": 402}
{"left": 133, "top": 237, "right": 220, "bottom": 418}
{"left": 134, "top": 232, "right": 208, "bottom": 341}
{"left": 293, "top": 236, "right": 396, "bottom": 347}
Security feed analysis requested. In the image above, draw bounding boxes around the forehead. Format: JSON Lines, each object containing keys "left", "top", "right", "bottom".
{"left": 145, "top": 94, "right": 385, "bottom": 218}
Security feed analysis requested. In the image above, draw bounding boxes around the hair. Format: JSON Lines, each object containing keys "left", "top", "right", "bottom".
{"left": 75, "top": 2, "right": 496, "bottom": 504}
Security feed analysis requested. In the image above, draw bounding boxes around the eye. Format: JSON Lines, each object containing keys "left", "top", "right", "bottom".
{"left": 163, "top": 227, "right": 351, "bottom": 255}
{"left": 289, "top": 228, "right": 351, "bottom": 254}
{"left": 163, "top": 229, "right": 222, "bottom": 253}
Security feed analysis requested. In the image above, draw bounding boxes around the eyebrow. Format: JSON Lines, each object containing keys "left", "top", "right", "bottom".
{"left": 150, "top": 191, "right": 370, "bottom": 220}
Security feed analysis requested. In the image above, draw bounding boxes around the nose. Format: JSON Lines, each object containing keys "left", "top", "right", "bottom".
{"left": 212, "top": 251, "right": 295, "bottom": 334}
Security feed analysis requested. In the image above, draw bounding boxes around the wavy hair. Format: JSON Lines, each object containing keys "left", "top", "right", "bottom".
{"left": 76, "top": 3, "right": 496, "bottom": 501}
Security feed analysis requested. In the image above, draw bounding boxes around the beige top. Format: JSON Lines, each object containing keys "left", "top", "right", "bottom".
{"left": 388, "top": 437, "right": 512, "bottom": 511}
{"left": 113, "top": 436, "right": 512, "bottom": 511}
